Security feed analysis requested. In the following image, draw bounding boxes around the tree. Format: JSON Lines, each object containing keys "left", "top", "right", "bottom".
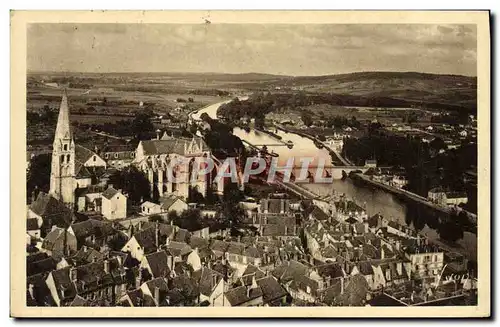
{"left": 27, "top": 153, "right": 51, "bottom": 202}
{"left": 438, "top": 220, "right": 464, "bottom": 243}
{"left": 149, "top": 214, "right": 163, "bottom": 223}
{"left": 407, "top": 112, "right": 419, "bottom": 125}
{"left": 301, "top": 111, "right": 313, "bottom": 127}
{"left": 188, "top": 186, "right": 205, "bottom": 204}
{"left": 220, "top": 182, "right": 245, "bottom": 228}
{"left": 106, "top": 232, "right": 128, "bottom": 251}
{"left": 152, "top": 185, "right": 160, "bottom": 203}
{"left": 108, "top": 166, "right": 151, "bottom": 205}
{"left": 131, "top": 112, "right": 154, "bottom": 140}
{"left": 430, "top": 137, "right": 446, "bottom": 153}
{"left": 167, "top": 210, "right": 179, "bottom": 223}
{"left": 173, "top": 209, "right": 203, "bottom": 231}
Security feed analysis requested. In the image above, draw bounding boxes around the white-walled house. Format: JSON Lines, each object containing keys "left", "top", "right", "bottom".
{"left": 140, "top": 196, "right": 188, "bottom": 216}
{"left": 140, "top": 201, "right": 162, "bottom": 216}
{"left": 101, "top": 187, "right": 127, "bottom": 220}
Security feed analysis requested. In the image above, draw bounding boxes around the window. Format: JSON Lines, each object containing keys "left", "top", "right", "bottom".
{"left": 105, "top": 153, "right": 109, "bottom": 159}
{"left": 60, "top": 155, "right": 65, "bottom": 164}
{"left": 63, "top": 144, "right": 67, "bottom": 151}
{"left": 93, "top": 156, "right": 96, "bottom": 162}
{"left": 66, "top": 154, "right": 70, "bottom": 163}
{"left": 114, "top": 153, "right": 118, "bottom": 159}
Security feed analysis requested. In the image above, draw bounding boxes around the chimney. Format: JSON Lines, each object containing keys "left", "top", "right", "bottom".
{"left": 396, "top": 262, "right": 402, "bottom": 276}
{"left": 28, "top": 283, "right": 35, "bottom": 299}
{"left": 154, "top": 286, "right": 160, "bottom": 306}
{"left": 70, "top": 267, "right": 78, "bottom": 283}
{"left": 156, "top": 129, "right": 161, "bottom": 140}
{"left": 247, "top": 286, "right": 251, "bottom": 298}
{"left": 381, "top": 247, "right": 385, "bottom": 260}
{"left": 155, "top": 222, "right": 159, "bottom": 248}
{"left": 167, "top": 254, "right": 173, "bottom": 271}
{"left": 212, "top": 274, "right": 218, "bottom": 288}
{"left": 128, "top": 224, "right": 134, "bottom": 239}
{"left": 340, "top": 277, "right": 344, "bottom": 295}
{"left": 82, "top": 245, "right": 88, "bottom": 253}
{"left": 135, "top": 270, "right": 142, "bottom": 289}
{"left": 325, "top": 276, "right": 331, "bottom": 288}
{"left": 104, "top": 259, "right": 110, "bottom": 274}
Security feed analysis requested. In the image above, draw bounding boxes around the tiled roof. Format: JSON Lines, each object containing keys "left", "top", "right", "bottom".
{"left": 133, "top": 227, "right": 159, "bottom": 253}
{"left": 166, "top": 241, "right": 192, "bottom": 257}
{"left": 140, "top": 137, "right": 209, "bottom": 156}
{"left": 75, "top": 145, "right": 96, "bottom": 166}
{"left": 174, "top": 228, "right": 191, "bottom": 243}
{"left": 210, "top": 240, "right": 229, "bottom": 254}
{"left": 189, "top": 236, "right": 209, "bottom": 250}
{"left": 193, "top": 267, "right": 223, "bottom": 296}
{"left": 227, "top": 242, "right": 246, "bottom": 256}
{"left": 310, "top": 206, "right": 329, "bottom": 221}
{"left": 70, "top": 219, "right": 115, "bottom": 239}
{"left": 27, "top": 257, "right": 58, "bottom": 277}
{"left": 29, "top": 192, "right": 73, "bottom": 227}
{"left": 144, "top": 251, "right": 171, "bottom": 278}
{"left": 356, "top": 261, "right": 374, "bottom": 276}
{"left": 160, "top": 195, "right": 185, "bottom": 210}
{"left": 272, "top": 260, "right": 309, "bottom": 283}
{"left": 242, "top": 264, "right": 266, "bottom": 280}
{"left": 42, "top": 227, "right": 68, "bottom": 251}
{"left": 69, "top": 295, "right": 92, "bottom": 307}
{"left": 256, "top": 276, "right": 287, "bottom": 303}
{"left": 101, "top": 187, "right": 120, "bottom": 200}
{"left": 316, "top": 263, "right": 345, "bottom": 279}
{"left": 224, "top": 285, "right": 263, "bottom": 306}
{"left": 71, "top": 247, "right": 104, "bottom": 264}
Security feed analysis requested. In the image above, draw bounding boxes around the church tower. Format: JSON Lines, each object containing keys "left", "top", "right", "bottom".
{"left": 49, "top": 89, "right": 76, "bottom": 208}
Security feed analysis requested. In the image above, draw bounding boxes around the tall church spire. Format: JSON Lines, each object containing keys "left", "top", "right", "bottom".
{"left": 54, "top": 89, "right": 72, "bottom": 140}
{"left": 49, "top": 89, "right": 76, "bottom": 208}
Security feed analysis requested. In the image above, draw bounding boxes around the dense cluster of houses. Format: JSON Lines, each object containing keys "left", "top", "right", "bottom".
{"left": 26, "top": 189, "right": 476, "bottom": 307}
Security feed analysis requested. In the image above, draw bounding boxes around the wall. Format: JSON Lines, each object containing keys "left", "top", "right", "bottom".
{"left": 122, "top": 237, "right": 145, "bottom": 261}
{"left": 102, "top": 193, "right": 127, "bottom": 220}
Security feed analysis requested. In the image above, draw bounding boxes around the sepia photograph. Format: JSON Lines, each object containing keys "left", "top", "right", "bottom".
{"left": 10, "top": 10, "right": 490, "bottom": 318}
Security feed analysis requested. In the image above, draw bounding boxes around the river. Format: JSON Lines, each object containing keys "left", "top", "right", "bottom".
{"left": 194, "top": 100, "right": 477, "bottom": 261}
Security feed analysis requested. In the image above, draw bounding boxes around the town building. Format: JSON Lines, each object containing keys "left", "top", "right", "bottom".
{"left": 428, "top": 188, "right": 468, "bottom": 207}
{"left": 133, "top": 133, "right": 219, "bottom": 200}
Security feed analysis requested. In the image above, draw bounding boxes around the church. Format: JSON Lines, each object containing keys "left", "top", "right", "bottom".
{"left": 43, "top": 90, "right": 126, "bottom": 219}
{"left": 133, "top": 132, "right": 224, "bottom": 201}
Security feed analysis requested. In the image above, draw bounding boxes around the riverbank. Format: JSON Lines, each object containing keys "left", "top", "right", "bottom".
{"left": 351, "top": 172, "right": 477, "bottom": 229}
{"left": 274, "top": 124, "right": 348, "bottom": 165}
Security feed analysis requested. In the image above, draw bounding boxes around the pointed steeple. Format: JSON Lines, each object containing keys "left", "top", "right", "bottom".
{"left": 54, "top": 89, "right": 72, "bottom": 141}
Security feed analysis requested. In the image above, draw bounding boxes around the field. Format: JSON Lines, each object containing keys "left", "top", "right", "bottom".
{"left": 26, "top": 71, "right": 477, "bottom": 148}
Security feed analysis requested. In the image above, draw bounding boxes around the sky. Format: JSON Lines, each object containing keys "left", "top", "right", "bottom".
{"left": 27, "top": 24, "right": 477, "bottom": 76}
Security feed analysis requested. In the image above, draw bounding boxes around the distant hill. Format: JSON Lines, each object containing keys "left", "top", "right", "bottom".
{"left": 28, "top": 71, "right": 477, "bottom": 113}
{"left": 245, "top": 71, "right": 477, "bottom": 113}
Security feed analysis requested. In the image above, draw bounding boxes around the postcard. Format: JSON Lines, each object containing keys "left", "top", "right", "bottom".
{"left": 11, "top": 10, "right": 490, "bottom": 318}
